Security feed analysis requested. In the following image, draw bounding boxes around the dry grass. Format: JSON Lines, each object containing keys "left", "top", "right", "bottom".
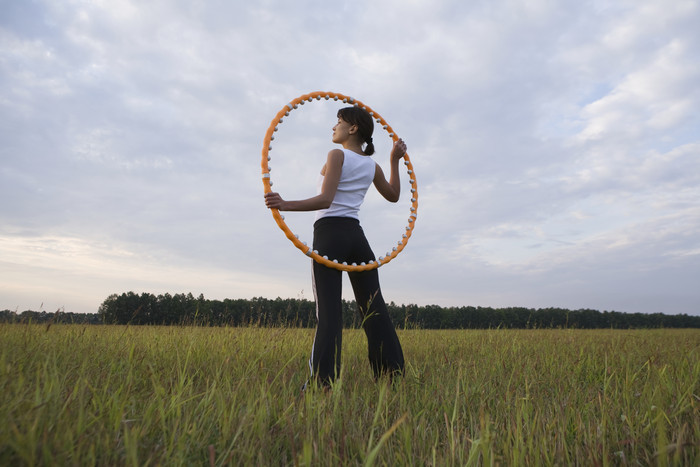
{"left": 1, "top": 324, "right": 698, "bottom": 465}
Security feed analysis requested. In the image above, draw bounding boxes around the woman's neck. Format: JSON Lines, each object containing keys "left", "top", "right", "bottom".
{"left": 341, "top": 139, "right": 364, "bottom": 155}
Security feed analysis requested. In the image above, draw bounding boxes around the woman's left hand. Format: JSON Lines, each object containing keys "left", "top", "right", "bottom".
{"left": 264, "top": 192, "right": 286, "bottom": 210}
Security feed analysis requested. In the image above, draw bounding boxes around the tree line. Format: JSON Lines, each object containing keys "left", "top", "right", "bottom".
{"left": 2, "top": 292, "right": 699, "bottom": 329}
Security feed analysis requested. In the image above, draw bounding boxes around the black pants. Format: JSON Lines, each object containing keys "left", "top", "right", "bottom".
{"left": 310, "top": 216, "right": 404, "bottom": 385}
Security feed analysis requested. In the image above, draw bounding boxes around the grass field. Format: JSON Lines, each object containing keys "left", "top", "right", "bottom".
{"left": 1, "top": 324, "right": 698, "bottom": 465}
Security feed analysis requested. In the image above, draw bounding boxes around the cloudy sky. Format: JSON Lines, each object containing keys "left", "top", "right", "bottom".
{"left": 2, "top": 0, "right": 699, "bottom": 316}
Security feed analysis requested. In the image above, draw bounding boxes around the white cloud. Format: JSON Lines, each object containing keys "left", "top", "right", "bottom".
{"left": 1, "top": 0, "right": 699, "bottom": 315}
{"left": 577, "top": 39, "right": 700, "bottom": 142}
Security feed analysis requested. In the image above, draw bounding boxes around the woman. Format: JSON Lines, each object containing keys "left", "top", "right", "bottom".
{"left": 265, "top": 106, "right": 405, "bottom": 387}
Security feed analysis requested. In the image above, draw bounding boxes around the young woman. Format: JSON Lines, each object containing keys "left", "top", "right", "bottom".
{"left": 264, "top": 106, "right": 406, "bottom": 387}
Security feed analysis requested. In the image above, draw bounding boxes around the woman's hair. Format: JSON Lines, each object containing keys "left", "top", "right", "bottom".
{"left": 337, "top": 106, "right": 375, "bottom": 155}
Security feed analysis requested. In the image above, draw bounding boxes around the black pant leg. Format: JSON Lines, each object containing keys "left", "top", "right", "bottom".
{"left": 310, "top": 223, "right": 346, "bottom": 385}
{"left": 344, "top": 223, "right": 404, "bottom": 379}
{"left": 348, "top": 269, "right": 405, "bottom": 379}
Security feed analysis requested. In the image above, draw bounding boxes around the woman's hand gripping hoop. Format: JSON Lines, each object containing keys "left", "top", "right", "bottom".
{"left": 261, "top": 91, "right": 418, "bottom": 272}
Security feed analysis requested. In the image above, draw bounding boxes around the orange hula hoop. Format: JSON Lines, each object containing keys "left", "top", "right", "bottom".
{"left": 261, "top": 91, "right": 418, "bottom": 272}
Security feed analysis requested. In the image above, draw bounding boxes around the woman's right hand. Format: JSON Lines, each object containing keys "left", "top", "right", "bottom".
{"left": 390, "top": 138, "right": 407, "bottom": 164}
{"left": 264, "top": 192, "right": 286, "bottom": 210}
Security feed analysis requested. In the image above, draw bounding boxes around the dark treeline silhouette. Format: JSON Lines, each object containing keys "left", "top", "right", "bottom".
{"left": 2, "top": 292, "right": 699, "bottom": 329}
{"left": 0, "top": 308, "right": 102, "bottom": 325}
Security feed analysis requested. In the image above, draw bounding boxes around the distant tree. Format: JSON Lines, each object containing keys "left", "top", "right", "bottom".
{"left": 84, "top": 293, "right": 697, "bottom": 329}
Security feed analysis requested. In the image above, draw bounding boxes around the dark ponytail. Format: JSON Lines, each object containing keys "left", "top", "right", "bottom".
{"left": 365, "top": 138, "right": 375, "bottom": 156}
{"left": 337, "top": 106, "right": 375, "bottom": 155}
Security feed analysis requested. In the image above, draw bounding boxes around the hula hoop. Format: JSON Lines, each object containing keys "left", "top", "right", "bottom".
{"left": 261, "top": 91, "right": 418, "bottom": 272}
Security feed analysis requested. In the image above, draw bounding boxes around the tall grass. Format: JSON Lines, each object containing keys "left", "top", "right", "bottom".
{"left": 1, "top": 324, "right": 698, "bottom": 465}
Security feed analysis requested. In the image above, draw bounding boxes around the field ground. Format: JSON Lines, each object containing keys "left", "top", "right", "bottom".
{"left": 1, "top": 324, "right": 699, "bottom": 465}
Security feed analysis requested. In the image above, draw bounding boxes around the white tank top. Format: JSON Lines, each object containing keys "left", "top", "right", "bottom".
{"left": 315, "top": 148, "right": 376, "bottom": 221}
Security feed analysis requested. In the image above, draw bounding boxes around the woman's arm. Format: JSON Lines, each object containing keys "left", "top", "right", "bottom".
{"left": 373, "top": 139, "right": 407, "bottom": 203}
{"left": 264, "top": 149, "right": 344, "bottom": 211}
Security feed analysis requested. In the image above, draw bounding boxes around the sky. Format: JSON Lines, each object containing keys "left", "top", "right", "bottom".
{"left": 1, "top": 0, "right": 699, "bottom": 316}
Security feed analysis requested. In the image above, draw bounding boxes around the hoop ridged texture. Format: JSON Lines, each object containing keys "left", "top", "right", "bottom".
{"left": 262, "top": 91, "right": 418, "bottom": 272}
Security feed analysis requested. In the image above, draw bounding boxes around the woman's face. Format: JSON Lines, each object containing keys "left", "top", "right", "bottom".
{"left": 332, "top": 117, "right": 356, "bottom": 144}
